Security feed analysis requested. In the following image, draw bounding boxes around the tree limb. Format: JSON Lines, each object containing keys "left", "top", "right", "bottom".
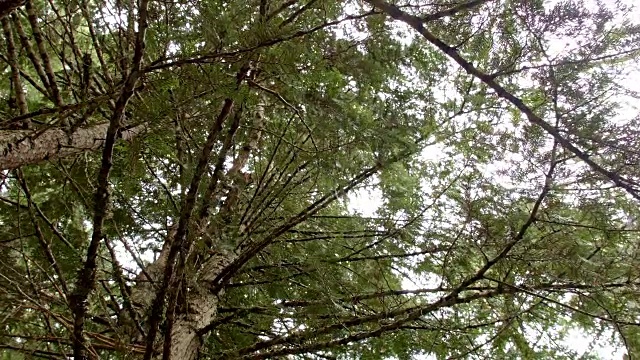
{"left": 365, "top": 0, "right": 640, "bottom": 201}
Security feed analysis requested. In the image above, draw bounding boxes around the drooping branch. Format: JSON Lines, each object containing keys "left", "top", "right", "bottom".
{"left": 227, "top": 286, "right": 520, "bottom": 359}
{"left": 365, "top": 0, "right": 640, "bottom": 201}
{"left": 17, "top": 171, "right": 70, "bottom": 298}
{"left": 230, "top": 278, "right": 635, "bottom": 359}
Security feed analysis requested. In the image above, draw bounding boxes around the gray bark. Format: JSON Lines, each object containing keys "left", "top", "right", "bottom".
{"left": 164, "top": 253, "right": 232, "bottom": 359}
{"left": 128, "top": 241, "right": 232, "bottom": 359}
{"left": 0, "top": 123, "right": 145, "bottom": 170}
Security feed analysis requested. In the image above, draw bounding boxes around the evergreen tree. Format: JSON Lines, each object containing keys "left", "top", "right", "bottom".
{"left": 1, "top": 0, "right": 640, "bottom": 358}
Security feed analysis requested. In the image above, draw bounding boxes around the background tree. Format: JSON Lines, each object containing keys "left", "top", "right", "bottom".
{"left": 1, "top": 0, "right": 640, "bottom": 359}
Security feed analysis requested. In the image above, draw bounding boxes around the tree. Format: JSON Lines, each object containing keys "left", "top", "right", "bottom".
{"left": 1, "top": 0, "right": 640, "bottom": 359}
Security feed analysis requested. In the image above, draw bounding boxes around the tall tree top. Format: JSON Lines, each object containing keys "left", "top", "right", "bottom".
{"left": 1, "top": 0, "right": 640, "bottom": 359}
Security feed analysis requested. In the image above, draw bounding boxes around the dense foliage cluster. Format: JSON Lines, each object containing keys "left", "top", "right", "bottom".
{"left": 1, "top": 0, "right": 640, "bottom": 358}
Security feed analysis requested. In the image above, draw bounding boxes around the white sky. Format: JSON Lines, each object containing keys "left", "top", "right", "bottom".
{"left": 345, "top": 0, "right": 640, "bottom": 358}
{"left": 0, "top": 0, "right": 636, "bottom": 358}
{"left": 96, "top": 0, "right": 640, "bottom": 358}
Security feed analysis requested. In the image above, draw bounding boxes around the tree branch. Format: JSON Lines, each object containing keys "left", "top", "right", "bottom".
{"left": 69, "top": 0, "right": 151, "bottom": 355}
{"left": 0, "top": 123, "right": 146, "bottom": 170}
{"left": 365, "top": 0, "right": 640, "bottom": 201}
{"left": 423, "top": 0, "right": 492, "bottom": 22}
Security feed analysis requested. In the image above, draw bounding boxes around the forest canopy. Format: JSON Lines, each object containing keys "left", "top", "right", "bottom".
{"left": 1, "top": 0, "right": 640, "bottom": 359}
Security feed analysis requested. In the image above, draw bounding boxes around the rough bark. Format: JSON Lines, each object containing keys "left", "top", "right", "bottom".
{"left": 155, "top": 101, "right": 264, "bottom": 358}
{"left": 164, "top": 253, "right": 232, "bottom": 360}
{"left": 128, "top": 247, "right": 233, "bottom": 360}
{"left": 0, "top": 123, "right": 145, "bottom": 170}
{"left": 141, "top": 99, "right": 236, "bottom": 360}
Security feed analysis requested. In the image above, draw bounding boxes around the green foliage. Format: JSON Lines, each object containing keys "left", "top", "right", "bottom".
{"left": 1, "top": 0, "right": 640, "bottom": 359}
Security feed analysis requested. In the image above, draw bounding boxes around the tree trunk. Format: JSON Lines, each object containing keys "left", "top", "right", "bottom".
{"left": 0, "top": 123, "right": 145, "bottom": 170}
{"left": 127, "top": 245, "right": 233, "bottom": 359}
{"left": 159, "top": 253, "right": 233, "bottom": 359}
{"left": 162, "top": 292, "right": 219, "bottom": 360}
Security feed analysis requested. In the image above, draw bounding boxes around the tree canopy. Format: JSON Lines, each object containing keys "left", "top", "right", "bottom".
{"left": 1, "top": 0, "right": 640, "bottom": 359}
